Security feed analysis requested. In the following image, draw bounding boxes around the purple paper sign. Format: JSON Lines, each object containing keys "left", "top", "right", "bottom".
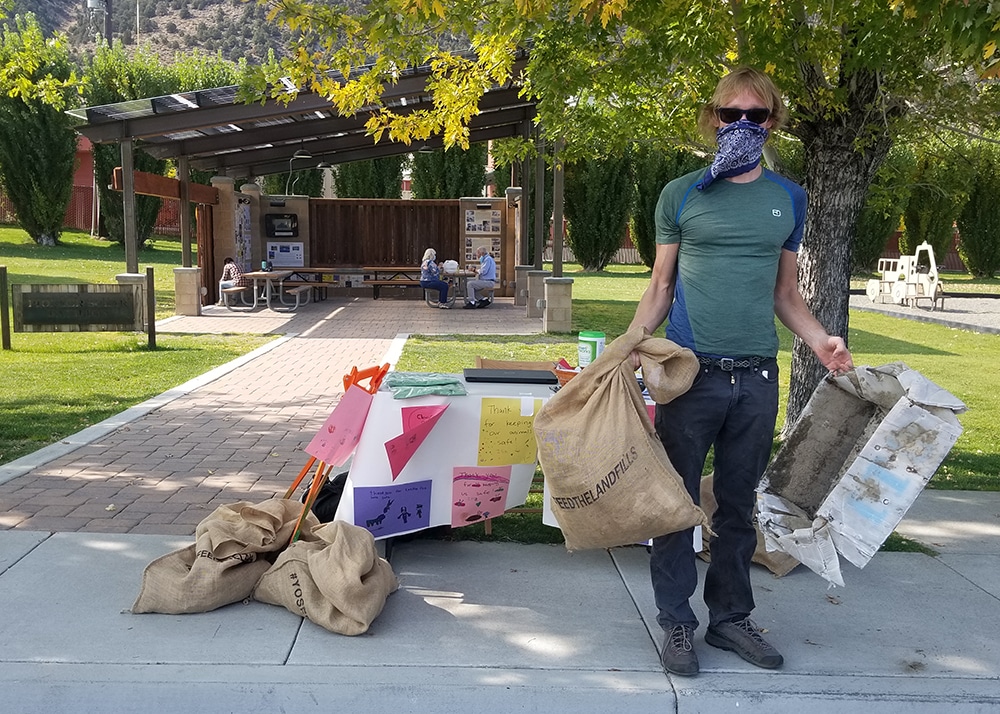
{"left": 354, "top": 480, "right": 432, "bottom": 537}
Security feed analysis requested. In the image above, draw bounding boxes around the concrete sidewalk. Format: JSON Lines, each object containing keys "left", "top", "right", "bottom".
{"left": 1, "top": 489, "right": 998, "bottom": 713}
{"left": 0, "top": 293, "right": 998, "bottom": 711}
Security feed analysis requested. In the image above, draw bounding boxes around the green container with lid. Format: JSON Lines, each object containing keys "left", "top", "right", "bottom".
{"left": 577, "top": 330, "right": 606, "bottom": 368}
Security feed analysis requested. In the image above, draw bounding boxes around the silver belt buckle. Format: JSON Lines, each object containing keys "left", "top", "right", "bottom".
{"left": 720, "top": 358, "right": 734, "bottom": 371}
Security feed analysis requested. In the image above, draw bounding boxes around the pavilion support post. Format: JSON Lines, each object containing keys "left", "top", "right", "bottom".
{"left": 533, "top": 132, "right": 545, "bottom": 269}
{"left": 121, "top": 140, "right": 139, "bottom": 274}
{"left": 178, "top": 155, "right": 193, "bottom": 268}
{"left": 518, "top": 121, "right": 532, "bottom": 268}
{"left": 551, "top": 137, "right": 565, "bottom": 278}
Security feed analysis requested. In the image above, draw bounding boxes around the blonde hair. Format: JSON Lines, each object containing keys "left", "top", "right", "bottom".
{"left": 697, "top": 66, "right": 788, "bottom": 140}
{"left": 421, "top": 248, "right": 436, "bottom": 262}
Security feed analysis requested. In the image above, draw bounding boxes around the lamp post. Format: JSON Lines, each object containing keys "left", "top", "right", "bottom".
{"left": 87, "top": 0, "right": 113, "bottom": 44}
{"left": 285, "top": 149, "right": 313, "bottom": 195}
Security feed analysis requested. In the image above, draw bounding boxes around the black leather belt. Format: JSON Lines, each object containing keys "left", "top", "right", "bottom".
{"left": 697, "top": 356, "right": 765, "bottom": 371}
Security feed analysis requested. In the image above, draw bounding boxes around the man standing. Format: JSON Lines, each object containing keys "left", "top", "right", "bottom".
{"left": 464, "top": 246, "right": 496, "bottom": 308}
{"left": 628, "top": 67, "right": 853, "bottom": 676}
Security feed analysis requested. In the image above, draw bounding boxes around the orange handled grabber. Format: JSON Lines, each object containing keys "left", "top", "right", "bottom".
{"left": 343, "top": 362, "right": 390, "bottom": 394}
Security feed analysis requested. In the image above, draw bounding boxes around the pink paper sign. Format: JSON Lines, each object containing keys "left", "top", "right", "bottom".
{"left": 451, "top": 466, "right": 512, "bottom": 527}
{"left": 401, "top": 405, "right": 448, "bottom": 433}
{"left": 305, "top": 384, "right": 374, "bottom": 466}
{"left": 384, "top": 404, "right": 449, "bottom": 480}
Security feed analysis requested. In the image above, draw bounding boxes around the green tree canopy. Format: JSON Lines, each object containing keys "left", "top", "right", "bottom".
{"left": 0, "top": 14, "right": 80, "bottom": 245}
{"left": 564, "top": 151, "right": 634, "bottom": 271}
{"left": 901, "top": 143, "right": 970, "bottom": 260}
{"left": 85, "top": 43, "right": 241, "bottom": 247}
{"left": 853, "top": 145, "right": 915, "bottom": 273}
{"left": 334, "top": 156, "right": 404, "bottom": 198}
{"left": 957, "top": 143, "right": 1000, "bottom": 278}
{"left": 411, "top": 144, "right": 487, "bottom": 198}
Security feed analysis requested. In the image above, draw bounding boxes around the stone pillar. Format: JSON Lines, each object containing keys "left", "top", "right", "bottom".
{"left": 210, "top": 176, "right": 236, "bottom": 280}
{"left": 115, "top": 273, "right": 148, "bottom": 330}
{"left": 173, "top": 266, "right": 202, "bottom": 316}
{"left": 542, "top": 276, "right": 573, "bottom": 333}
{"left": 513, "top": 265, "right": 533, "bottom": 307}
{"left": 525, "top": 269, "right": 551, "bottom": 318}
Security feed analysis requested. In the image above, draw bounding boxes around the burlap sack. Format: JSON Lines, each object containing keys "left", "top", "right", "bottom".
{"left": 253, "top": 520, "right": 398, "bottom": 635}
{"left": 699, "top": 474, "right": 799, "bottom": 577}
{"left": 534, "top": 325, "right": 710, "bottom": 550}
{"left": 132, "top": 498, "right": 319, "bottom": 614}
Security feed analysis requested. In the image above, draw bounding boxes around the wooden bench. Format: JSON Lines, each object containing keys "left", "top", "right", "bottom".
{"left": 363, "top": 278, "right": 421, "bottom": 299}
{"left": 280, "top": 280, "right": 328, "bottom": 301}
{"left": 221, "top": 285, "right": 251, "bottom": 308}
{"left": 282, "top": 285, "right": 312, "bottom": 309}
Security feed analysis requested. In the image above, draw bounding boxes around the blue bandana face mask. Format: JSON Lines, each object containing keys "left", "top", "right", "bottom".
{"left": 696, "top": 119, "right": 769, "bottom": 190}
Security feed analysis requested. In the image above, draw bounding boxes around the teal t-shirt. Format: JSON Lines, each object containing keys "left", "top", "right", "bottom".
{"left": 655, "top": 167, "right": 806, "bottom": 358}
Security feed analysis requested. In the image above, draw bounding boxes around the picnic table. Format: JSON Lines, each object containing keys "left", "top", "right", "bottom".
{"left": 362, "top": 266, "right": 423, "bottom": 299}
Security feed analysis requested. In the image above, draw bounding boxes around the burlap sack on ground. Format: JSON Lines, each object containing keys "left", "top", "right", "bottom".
{"left": 698, "top": 474, "right": 799, "bottom": 577}
{"left": 534, "top": 326, "right": 710, "bottom": 550}
{"left": 132, "top": 498, "right": 319, "bottom": 614}
{"left": 253, "top": 520, "right": 398, "bottom": 635}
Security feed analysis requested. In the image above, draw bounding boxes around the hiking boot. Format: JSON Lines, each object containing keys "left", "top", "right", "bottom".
{"left": 705, "top": 617, "right": 783, "bottom": 669}
{"left": 660, "top": 624, "right": 699, "bottom": 676}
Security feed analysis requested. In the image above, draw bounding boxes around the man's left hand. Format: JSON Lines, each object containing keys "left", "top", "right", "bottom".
{"left": 816, "top": 336, "right": 853, "bottom": 375}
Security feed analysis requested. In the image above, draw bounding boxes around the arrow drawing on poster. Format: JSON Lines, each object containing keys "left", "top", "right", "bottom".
{"left": 385, "top": 404, "right": 449, "bottom": 480}
{"left": 304, "top": 384, "right": 374, "bottom": 466}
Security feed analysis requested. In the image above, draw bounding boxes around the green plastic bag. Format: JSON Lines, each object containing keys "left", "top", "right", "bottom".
{"left": 383, "top": 372, "right": 467, "bottom": 399}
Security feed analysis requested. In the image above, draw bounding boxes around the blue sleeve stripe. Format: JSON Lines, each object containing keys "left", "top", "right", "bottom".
{"left": 674, "top": 182, "right": 699, "bottom": 224}
{"left": 763, "top": 171, "right": 806, "bottom": 252}
{"left": 664, "top": 278, "right": 695, "bottom": 349}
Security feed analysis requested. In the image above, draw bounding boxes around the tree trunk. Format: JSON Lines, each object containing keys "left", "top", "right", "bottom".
{"left": 783, "top": 71, "right": 894, "bottom": 435}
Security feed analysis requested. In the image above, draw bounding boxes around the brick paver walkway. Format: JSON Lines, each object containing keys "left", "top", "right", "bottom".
{"left": 0, "top": 296, "right": 544, "bottom": 534}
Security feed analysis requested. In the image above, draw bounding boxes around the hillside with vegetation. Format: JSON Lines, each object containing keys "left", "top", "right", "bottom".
{"left": 11, "top": 0, "right": 296, "bottom": 64}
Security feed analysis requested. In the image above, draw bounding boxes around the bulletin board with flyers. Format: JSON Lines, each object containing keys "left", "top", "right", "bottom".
{"left": 459, "top": 197, "right": 505, "bottom": 266}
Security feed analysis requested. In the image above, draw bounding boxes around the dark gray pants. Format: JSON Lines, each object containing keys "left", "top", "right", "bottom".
{"left": 651, "top": 357, "right": 779, "bottom": 630}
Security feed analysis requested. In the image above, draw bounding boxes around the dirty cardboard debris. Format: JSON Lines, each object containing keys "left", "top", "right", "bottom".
{"left": 757, "top": 362, "right": 966, "bottom": 587}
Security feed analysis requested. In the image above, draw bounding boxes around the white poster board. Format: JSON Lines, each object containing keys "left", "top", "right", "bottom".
{"left": 335, "top": 380, "right": 553, "bottom": 540}
{"left": 266, "top": 241, "right": 305, "bottom": 267}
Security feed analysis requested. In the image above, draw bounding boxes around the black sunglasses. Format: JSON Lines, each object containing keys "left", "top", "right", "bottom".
{"left": 716, "top": 107, "right": 771, "bottom": 124}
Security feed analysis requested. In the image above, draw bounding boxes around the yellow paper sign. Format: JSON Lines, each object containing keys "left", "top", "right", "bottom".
{"left": 477, "top": 397, "right": 542, "bottom": 466}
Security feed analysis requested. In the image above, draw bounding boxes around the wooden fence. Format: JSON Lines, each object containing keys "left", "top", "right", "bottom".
{"left": 309, "top": 198, "right": 461, "bottom": 266}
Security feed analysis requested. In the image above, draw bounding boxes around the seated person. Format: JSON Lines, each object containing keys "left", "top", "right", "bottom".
{"left": 464, "top": 246, "right": 496, "bottom": 309}
{"left": 218, "top": 257, "right": 247, "bottom": 304}
{"left": 419, "top": 248, "right": 451, "bottom": 308}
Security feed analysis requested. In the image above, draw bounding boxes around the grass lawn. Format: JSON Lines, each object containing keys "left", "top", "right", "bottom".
{"left": 0, "top": 227, "right": 274, "bottom": 465}
{"left": 0, "top": 227, "right": 193, "bottom": 319}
